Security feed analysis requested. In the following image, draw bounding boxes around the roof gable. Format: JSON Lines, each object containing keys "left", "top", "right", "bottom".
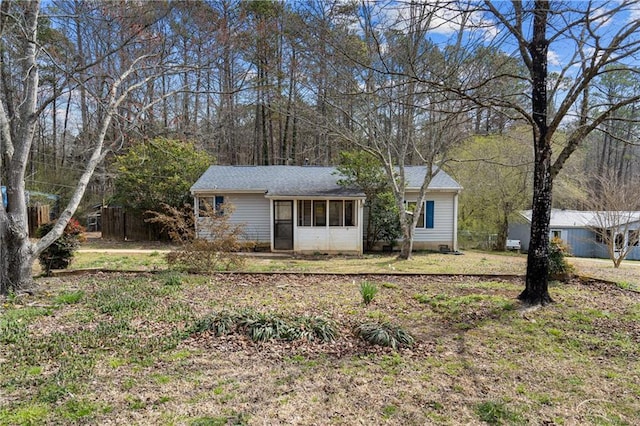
{"left": 404, "top": 166, "right": 462, "bottom": 190}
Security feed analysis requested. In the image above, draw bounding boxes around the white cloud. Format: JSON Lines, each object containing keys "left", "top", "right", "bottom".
{"left": 374, "top": 2, "right": 496, "bottom": 40}
{"left": 547, "top": 50, "right": 561, "bottom": 67}
{"left": 629, "top": 3, "right": 640, "bottom": 22}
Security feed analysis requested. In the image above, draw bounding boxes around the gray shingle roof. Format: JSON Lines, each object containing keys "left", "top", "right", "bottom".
{"left": 520, "top": 209, "right": 640, "bottom": 228}
{"left": 404, "top": 166, "right": 462, "bottom": 190}
{"left": 191, "top": 165, "right": 461, "bottom": 197}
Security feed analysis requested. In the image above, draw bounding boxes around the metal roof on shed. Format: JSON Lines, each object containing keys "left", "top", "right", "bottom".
{"left": 520, "top": 209, "right": 640, "bottom": 228}
{"left": 191, "top": 165, "right": 461, "bottom": 197}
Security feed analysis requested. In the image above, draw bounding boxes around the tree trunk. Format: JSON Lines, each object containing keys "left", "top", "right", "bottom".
{"left": 495, "top": 210, "right": 508, "bottom": 251}
{"left": 398, "top": 226, "right": 414, "bottom": 260}
{"left": 1, "top": 1, "right": 40, "bottom": 294}
{"left": 520, "top": 0, "right": 553, "bottom": 306}
{"left": 2, "top": 219, "right": 36, "bottom": 293}
{"left": 522, "top": 151, "right": 554, "bottom": 305}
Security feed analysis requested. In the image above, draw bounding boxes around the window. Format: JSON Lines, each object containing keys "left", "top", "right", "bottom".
{"left": 407, "top": 202, "right": 425, "bottom": 228}
{"left": 629, "top": 230, "right": 640, "bottom": 247}
{"left": 551, "top": 230, "right": 561, "bottom": 239}
{"left": 329, "top": 200, "right": 356, "bottom": 227}
{"left": 298, "top": 200, "right": 312, "bottom": 226}
{"left": 345, "top": 200, "right": 355, "bottom": 226}
{"left": 329, "top": 200, "right": 343, "bottom": 226}
{"left": 313, "top": 201, "right": 326, "bottom": 226}
{"left": 407, "top": 200, "right": 433, "bottom": 228}
{"left": 299, "top": 200, "right": 356, "bottom": 227}
{"left": 595, "top": 228, "right": 605, "bottom": 243}
{"left": 198, "top": 195, "right": 224, "bottom": 216}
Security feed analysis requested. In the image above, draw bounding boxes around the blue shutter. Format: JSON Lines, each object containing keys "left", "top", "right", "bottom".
{"left": 425, "top": 201, "right": 434, "bottom": 229}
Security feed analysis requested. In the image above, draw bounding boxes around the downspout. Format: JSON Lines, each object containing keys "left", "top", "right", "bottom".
{"left": 453, "top": 191, "right": 459, "bottom": 252}
{"left": 358, "top": 198, "right": 364, "bottom": 254}
{"left": 292, "top": 198, "right": 297, "bottom": 252}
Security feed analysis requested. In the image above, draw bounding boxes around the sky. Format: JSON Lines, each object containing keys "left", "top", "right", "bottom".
{"left": 363, "top": 0, "right": 640, "bottom": 74}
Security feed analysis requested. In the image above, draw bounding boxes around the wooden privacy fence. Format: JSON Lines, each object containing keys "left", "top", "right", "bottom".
{"left": 101, "top": 207, "right": 167, "bottom": 241}
{"left": 28, "top": 205, "right": 50, "bottom": 237}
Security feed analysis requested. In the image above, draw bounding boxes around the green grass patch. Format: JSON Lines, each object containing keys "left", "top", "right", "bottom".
{"left": 0, "top": 403, "right": 49, "bottom": 425}
{"left": 72, "top": 252, "right": 167, "bottom": 270}
{"left": 0, "top": 317, "right": 29, "bottom": 344}
{"left": 56, "top": 398, "right": 99, "bottom": 422}
{"left": 54, "top": 290, "right": 84, "bottom": 305}
{"left": 355, "top": 321, "right": 414, "bottom": 349}
{"left": 474, "top": 400, "right": 524, "bottom": 425}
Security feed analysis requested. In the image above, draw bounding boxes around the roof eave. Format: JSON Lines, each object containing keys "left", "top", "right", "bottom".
{"left": 191, "top": 188, "right": 267, "bottom": 195}
{"left": 405, "top": 187, "right": 463, "bottom": 192}
{"left": 265, "top": 194, "right": 365, "bottom": 200}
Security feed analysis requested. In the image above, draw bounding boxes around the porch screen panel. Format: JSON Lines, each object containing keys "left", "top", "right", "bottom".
{"left": 314, "top": 201, "right": 326, "bottom": 226}
{"left": 329, "top": 200, "right": 343, "bottom": 226}
{"left": 298, "top": 200, "right": 312, "bottom": 226}
{"left": 345, "top": 200, "right": 355, "bottom": 226}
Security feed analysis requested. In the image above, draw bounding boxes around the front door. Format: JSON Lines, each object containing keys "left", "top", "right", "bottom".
{"left": 274, "top": 200, "right": 293, "bottom": 250}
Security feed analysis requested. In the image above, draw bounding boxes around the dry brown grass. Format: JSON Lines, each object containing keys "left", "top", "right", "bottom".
{"left": 73, "top": 235, "right": 640, "bottom": 289}
{"left": 569, "top": 256, "right": 640, "bottom": 288}
{"left": 2, "top": 272, "right": 638, "bottom": 425}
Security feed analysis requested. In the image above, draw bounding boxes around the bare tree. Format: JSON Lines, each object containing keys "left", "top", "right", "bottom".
{"left": 584, "top": 172, "right": 640, "bottom": 268}
{"left": 0, "top": 1, "right": 179, "bottom": 294}
{"left": 476, "top": 1, "right": 640, "bottom": 305}
{"left": 307, "top": 1, "right": 472, "bottom": 259}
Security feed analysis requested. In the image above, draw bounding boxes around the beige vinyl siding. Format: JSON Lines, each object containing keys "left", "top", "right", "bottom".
{"left": 406, "top": 192, "right": 456, "bottom": 248}
{"left": 361, "top": 191, "right": 458, "bottom": 251}
{"left": 196, "top": 193, "right": 270, "bottom": 243}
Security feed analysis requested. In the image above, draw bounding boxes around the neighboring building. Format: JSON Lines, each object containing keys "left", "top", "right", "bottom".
{"left": 190, "top": 165, "right": 462, "bottom": 255}
{"left": 509, "top": 209, "right": 640, "bottom": 260}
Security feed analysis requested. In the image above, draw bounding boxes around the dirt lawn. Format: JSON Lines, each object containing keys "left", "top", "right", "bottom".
{"left": 1, "top": 271, "right": 639, "bottom": 425}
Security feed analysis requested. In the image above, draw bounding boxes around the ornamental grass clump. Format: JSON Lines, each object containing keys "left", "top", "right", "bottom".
{"left": 300, "top": 316, "right": 338, "bottom": 342}
{"left": 355, "top": 321, "right": 414, "bottom": 349}
{"left": 189, "top": 310, "right": 338, "bottom": 343}
{"left": 190, "top": 311, "right": 239, "bottom": 336}
{"left": 359, "top": 280, "right": 378, "bottom": 305}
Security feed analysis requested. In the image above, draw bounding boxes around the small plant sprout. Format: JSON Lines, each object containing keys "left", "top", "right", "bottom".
{"left": 359, "top": 280, "right": 378, "bottom": 305}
